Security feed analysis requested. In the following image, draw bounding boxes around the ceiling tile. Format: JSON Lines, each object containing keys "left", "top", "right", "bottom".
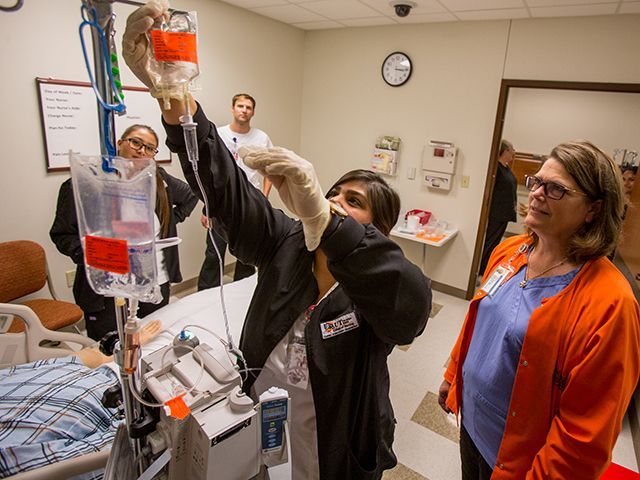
{"left": 252, "top": 4, "right": 327, "bottom": 22}
{"left": 620, "top": 1, "right": 640, "bottom": 11}
{"left": 300, "top": 0, "right": 382, "bottom": 19}
{"left": 292, "top": 20, "right": 346, "bottom": 29}
{"left": 438, "top": 0, "right": 526, "bottom": 11}
{"left": 340, "top": 16, "right": 399, "bottom": 26}
{"left": 220, "top": 0, "right": 288, "bottom": 8}
{"left": 224, "top": 0, "right": 638, "bottom": 30}
{"left": 396, "top": 11, "right": 459, "bottom": 22}
{"left": 531, "top": 4, "right": 618, "bottom": 17}
{"left": 455, "top": 7, "right": 530, "bottom": 20}
{"left": 525, "top": 0, "right": 618, "bottom": 5}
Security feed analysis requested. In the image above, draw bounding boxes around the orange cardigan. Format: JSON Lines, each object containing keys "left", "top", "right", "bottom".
{"left": 445, "top": 235, "right": 640, "bottom": 479}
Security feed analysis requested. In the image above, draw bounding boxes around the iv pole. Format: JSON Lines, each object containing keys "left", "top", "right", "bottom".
{"left": 80, "top": 1, "right": 146, "bottom": 474}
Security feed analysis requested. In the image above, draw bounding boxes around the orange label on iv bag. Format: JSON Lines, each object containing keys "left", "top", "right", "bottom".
{"left": 150, "top": 30, "right": 198, "bottom": 64}
{"left": 85, "top": 235, "right": 130, "bottom": 274}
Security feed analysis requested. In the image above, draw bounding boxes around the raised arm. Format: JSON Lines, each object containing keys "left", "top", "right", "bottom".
{"left": 120, "top": 0, "right": 196, "bottom": 125}
{"left": 322, "top": 217, "right": 431, "bottom": 345}
{"left": 122, "top": 4, "right": 293, "bottom": 270}
{"left": 243, "top": 147, "right": 431, "bottom": 344}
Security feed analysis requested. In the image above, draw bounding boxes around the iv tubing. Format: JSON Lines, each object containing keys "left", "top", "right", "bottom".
{"left": 78, "top": 5, "right": 125, "bottom": 114}
{"left": 179, "top": 92, "right": 247, "bottom": 373}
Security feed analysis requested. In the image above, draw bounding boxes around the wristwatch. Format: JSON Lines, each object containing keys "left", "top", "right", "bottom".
{"left": 323, "top": 202, "right": 348, "bottom": 239}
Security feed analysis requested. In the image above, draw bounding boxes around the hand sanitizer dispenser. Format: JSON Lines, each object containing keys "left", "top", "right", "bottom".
{"left": 422, "top": 140, "right": 457, "bottom": 191}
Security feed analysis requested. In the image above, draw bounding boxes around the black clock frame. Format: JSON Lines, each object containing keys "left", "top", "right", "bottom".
{"left": 381, "top": 51, "right": 412, "bottom": 87}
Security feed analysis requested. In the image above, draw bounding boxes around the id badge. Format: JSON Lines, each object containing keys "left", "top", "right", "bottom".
{"left": 480, "top": 264, "right": 514, "bottom": 297}
{"left": 285, "top": 335, "right": 309, "bottom": 390}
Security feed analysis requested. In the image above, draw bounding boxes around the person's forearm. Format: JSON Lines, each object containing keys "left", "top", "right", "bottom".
{"left": 322, "top": 219, "right": 431, "bottom": 344}
{"left": 160, "top": 94, "right": 198, "bottom": 125}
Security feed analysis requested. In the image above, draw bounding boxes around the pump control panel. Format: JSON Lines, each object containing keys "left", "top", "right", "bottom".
{"left": 259, "top": 387, "right": 289, "bottom": 454}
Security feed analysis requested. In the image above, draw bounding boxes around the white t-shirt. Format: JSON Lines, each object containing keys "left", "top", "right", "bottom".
{"left": 217, "top": 124, "right": 273, "bottom": 190}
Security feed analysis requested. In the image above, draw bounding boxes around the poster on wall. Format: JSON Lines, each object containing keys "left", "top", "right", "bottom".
{"left": 36, "top": 77, "right": 171, "bottom": 172}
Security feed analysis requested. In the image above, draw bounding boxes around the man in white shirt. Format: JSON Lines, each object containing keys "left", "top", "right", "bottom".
{"left": 198, "top": 93, "right": 273, "bottom": 290}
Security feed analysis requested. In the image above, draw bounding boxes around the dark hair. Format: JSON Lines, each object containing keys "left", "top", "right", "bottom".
{"left": 232, "top": 93, "right": 256, "bottom": 109}
{"left": 527, "top": 140, "right": 625, "bottom": 262}
{"left": 326, "top": 169, "right": 400, "bottom": 236}
{"left": 621, "top": 164, "right": 638, "bottom": 175}
{"left": 120, "top": 124, "right": 159, "bottom": 146}
{"left": 119, "top": 125, "right": 170, "bottom": 238}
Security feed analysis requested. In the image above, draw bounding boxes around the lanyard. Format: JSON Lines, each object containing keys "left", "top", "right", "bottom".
{"left": 304, "top": 282, "right": 339, "bottom": 323}
{"left": 480, "top": 243, "right": 529, "bottom": 297}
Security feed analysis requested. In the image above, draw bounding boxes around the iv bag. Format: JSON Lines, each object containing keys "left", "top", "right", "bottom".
{"left": 148, "top": 9, "right": 200, "bottom": 109}
{"left": 69, "top": 154, "right": 162, "bottom": 303}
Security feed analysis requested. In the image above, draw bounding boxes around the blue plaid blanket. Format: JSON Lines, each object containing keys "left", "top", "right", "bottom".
{"left": 0, "top": 356, "right": 120, "bottom": 478}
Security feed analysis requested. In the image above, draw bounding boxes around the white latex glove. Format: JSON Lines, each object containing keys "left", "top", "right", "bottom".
{"left": 122, "top": 0, "right": 169, "bottom": 97}
{"left": 241, "top": 147, "right": 331, "bottom": 251}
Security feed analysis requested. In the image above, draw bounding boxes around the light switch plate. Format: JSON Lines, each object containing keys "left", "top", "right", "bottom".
{"left": 66, "top": 270, "right": 76, "bottom": 288}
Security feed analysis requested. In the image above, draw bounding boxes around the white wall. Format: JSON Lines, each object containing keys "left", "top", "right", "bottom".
{"left": 505, "top": 15, "right": 640, "bottom": 84}
{"left": 299, "top": 21, "right": 510, "bottom": 290}
{"left": 0, "top": 0, "right": 304, "bottom": 302}
{"left": 300, "top": 14, "right": 640, "bottom": 292}
{"left": 504, "top": 88, "right": 640, "bottom": 157}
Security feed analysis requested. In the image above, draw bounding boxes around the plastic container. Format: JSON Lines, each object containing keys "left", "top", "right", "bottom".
{"left": 149, "top": 10, "right": 200, "bottom": 109}
{"left": 404, "top": 209, "right": 431, "bottom": 225}
{"left": 69, "top": 154, "right": 161, "bottom": 302}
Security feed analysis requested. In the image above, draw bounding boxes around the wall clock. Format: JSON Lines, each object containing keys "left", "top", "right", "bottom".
{"left": 381, "top": 51, "right": 412, "bottom": 87}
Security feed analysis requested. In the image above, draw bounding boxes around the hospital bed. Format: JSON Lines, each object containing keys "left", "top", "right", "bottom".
{"left": 0, "top": 275, "right": 258, "bottom": 479}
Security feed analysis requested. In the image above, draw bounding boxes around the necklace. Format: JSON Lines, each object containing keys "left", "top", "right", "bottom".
{"left": 519, "top": 256, "right": 567, "bottom": 288}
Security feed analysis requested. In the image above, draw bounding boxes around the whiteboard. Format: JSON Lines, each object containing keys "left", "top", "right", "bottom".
{"left": 36, "top": 78, "right": 171, "bottom": 171}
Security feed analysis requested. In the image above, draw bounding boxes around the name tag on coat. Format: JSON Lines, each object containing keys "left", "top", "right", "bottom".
{"left": 320, "top": 312, "right": 359, "bottom": 339}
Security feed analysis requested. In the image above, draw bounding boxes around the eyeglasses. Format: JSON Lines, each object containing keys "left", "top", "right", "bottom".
{"left": 124, "top": 137, "right": 158, "bottom": 156}
{"left": 524, "top": 175, "right": 587, "bottom": 200}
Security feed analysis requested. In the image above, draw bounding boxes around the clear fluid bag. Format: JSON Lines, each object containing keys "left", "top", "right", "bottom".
{"left": 69, "top": 154, "right": 161, "bottom": 303}
{"left": 148, "top": 9, "right": 200, "bottom": 109}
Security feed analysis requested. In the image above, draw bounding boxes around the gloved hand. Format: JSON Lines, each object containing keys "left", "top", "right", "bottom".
{"left": 241, "top": 147, "right": 331, "bottom": 251}
{"left": 122, "top": 0, "right": 168, "bottom": 97}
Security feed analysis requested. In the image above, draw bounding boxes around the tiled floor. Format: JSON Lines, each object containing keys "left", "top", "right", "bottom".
{"left": 382, "top": 289, "right": 639, "bottom": 479}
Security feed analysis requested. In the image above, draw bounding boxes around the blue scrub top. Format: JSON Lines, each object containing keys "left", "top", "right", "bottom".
{"left": 462, "top": 265, "right": 579, "bottom": 468}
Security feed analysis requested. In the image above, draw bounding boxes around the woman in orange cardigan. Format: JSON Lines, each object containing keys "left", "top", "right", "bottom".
{"left": 439, "top": 141, "right": 640, "bottom": 479}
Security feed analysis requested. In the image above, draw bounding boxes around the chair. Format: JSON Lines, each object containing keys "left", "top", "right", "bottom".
{"left": 0, "top": 240, "right": 93, "bottom": 367}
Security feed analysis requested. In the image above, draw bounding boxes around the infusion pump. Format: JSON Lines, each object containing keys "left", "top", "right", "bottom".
{"left": 138, "top": 341, "right": 290, "bottom": 479}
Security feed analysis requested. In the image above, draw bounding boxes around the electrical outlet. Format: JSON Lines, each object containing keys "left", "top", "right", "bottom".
{"left": 461, "top": 175, "right": 470, "bottom": 188}
{"left": 65, "top": 270, "right": 75, "bottom": 288}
